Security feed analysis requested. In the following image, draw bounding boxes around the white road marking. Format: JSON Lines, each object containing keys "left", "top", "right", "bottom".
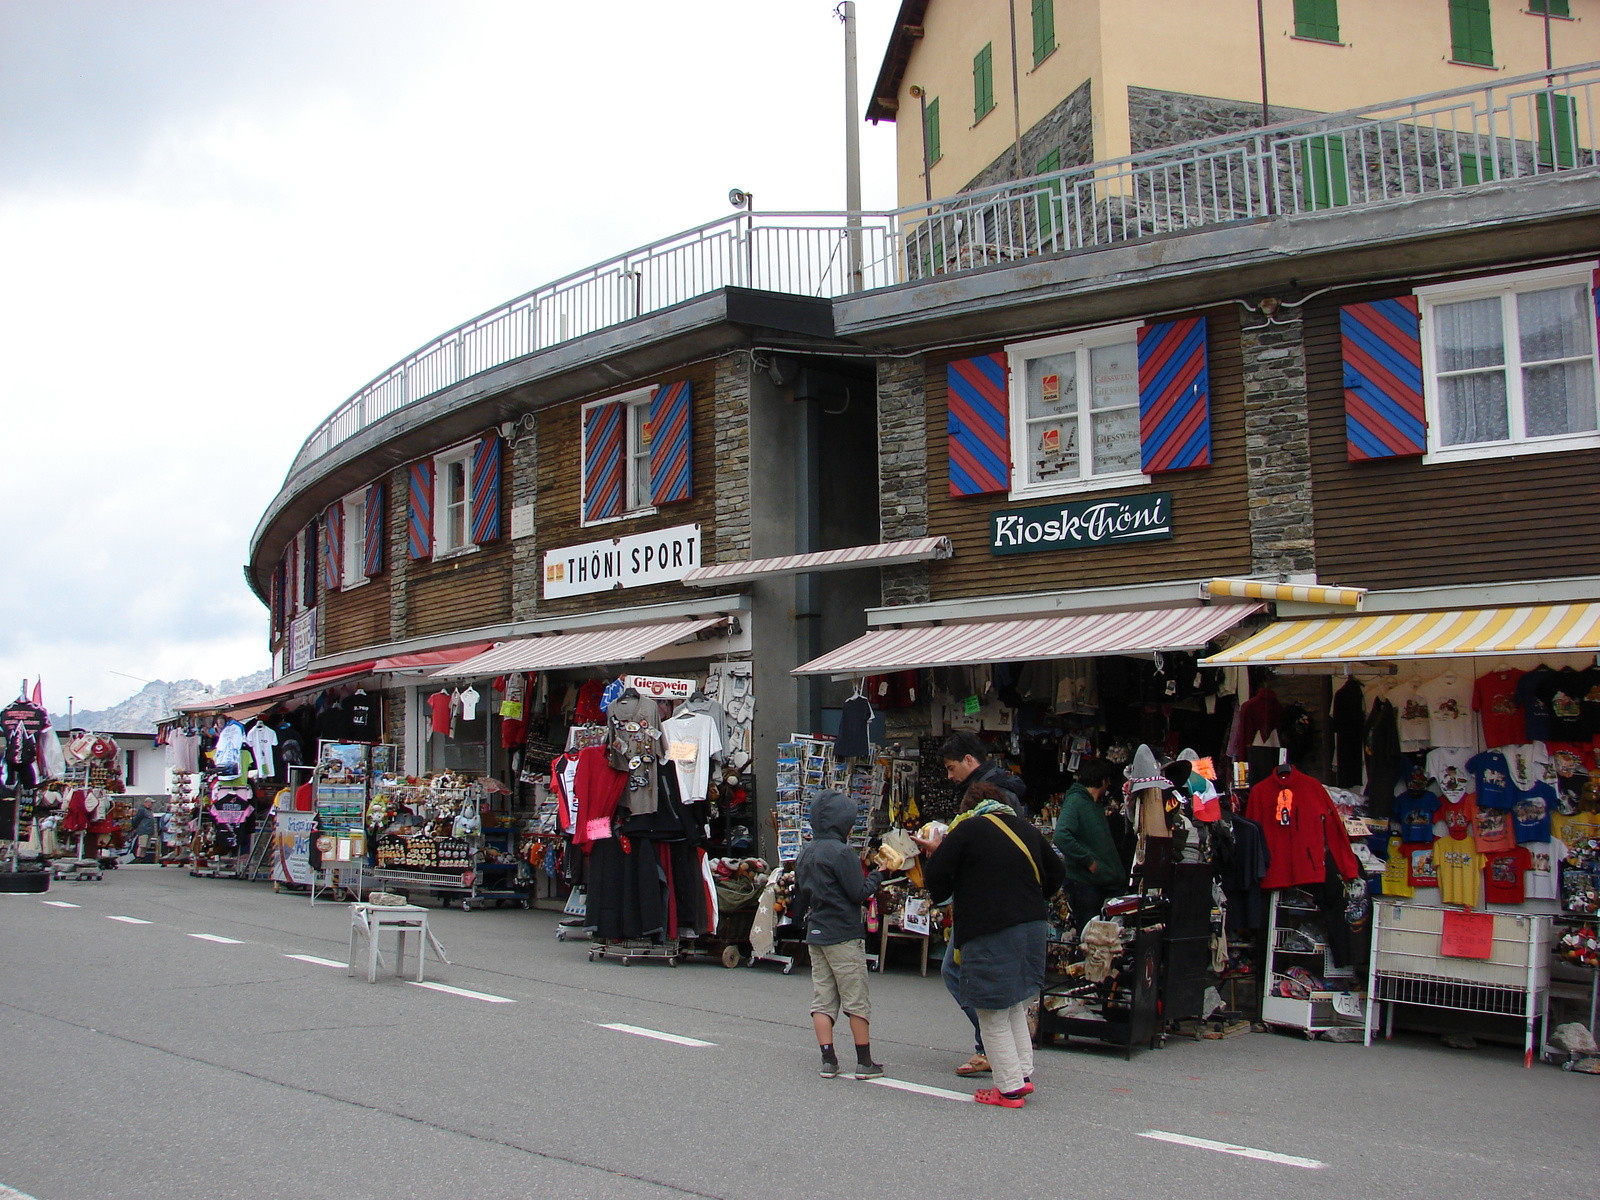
{"left": 106, "top": 915, "right": 152, "bottom": 924}
{"left": 596, "top": 1022, "right": 713, "bottom": 1047}
{"left": 867, "top": 1077, "right": 975, "bottom": 1102}
{"left": 285, "top": 954, "right": 347, "bottom": 968}
{"left": 40, "top": 900, "right": 80, "bottom": 908}
{"left": 409, "top": 981, "right": 516, "bottom": 1004}
{"left": 0, "top": 1182, "right": 43, "bottom": 1199}
{"left": 1138, "top": 1130, "right": 1327, "bottom": 1170}
{"left": 187, "top": 934, "right": 244, "bottom": 944}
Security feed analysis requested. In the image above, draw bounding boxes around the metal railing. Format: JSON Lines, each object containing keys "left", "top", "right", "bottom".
{"left": 285, "top": 61, "right": 1599, "bottom": 480}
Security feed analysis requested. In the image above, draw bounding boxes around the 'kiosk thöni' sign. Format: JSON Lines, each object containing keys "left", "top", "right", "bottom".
{"left": 990, "top": 493, "right": 1171, "bottom": 555}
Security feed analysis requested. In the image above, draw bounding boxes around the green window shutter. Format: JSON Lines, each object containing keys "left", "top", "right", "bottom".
{"left": 1459, "top": 152, "right": 1496, "bottom": 185}
{"left": 1294, "top": 0, "right": 1340, "bottom": 41}
{"left": 1034, "top": 149, "right": 1062, "bottom": 242}
{"left": 974, "top": 43, "right": 994, "bottom": 121}
{"left": 1529, "top": 1, "right": 1570, "bottom": 17}
{"left": 1536, "top": 91, "right": 1578, "bottom": 167}
{"left": 1450, "top": 0, "right": 1494, "bottom": 67}
{"left": 1302, "top": 135, "right": 1349, "bottom": 209}
{"left": 1032, "top": 0, "right": 1056, "bottom": 66}
{"left": 925, "top": 97, "right": 941, "bottom": 164}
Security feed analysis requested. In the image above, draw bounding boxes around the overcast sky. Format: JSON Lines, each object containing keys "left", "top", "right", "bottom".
{"left": 0, "top": 0, "right": 901, "bottom": 712}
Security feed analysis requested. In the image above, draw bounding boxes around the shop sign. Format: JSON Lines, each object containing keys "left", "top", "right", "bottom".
{"left": 543, "top": 523, "right": 701, "bottom": 599}
{"left": 273, "top": 811, "right": 315, "bottom": 886}
{"left": 989, "top": 492, "right": 1171, "bottom": 556}
{"left": 623, "top": 673, "right": 695, "bottom": 702}
{"left": 288, "top": 608, "right": 317, "bottom": 672}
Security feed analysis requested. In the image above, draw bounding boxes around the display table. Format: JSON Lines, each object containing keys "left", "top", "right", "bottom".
{"left": 347, "top": 903, "right": 450, "bottom": 983}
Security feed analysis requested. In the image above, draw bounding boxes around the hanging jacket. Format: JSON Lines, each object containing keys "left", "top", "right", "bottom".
{"left": 1245, "top": 767, "right": 1360, "bottom": 890}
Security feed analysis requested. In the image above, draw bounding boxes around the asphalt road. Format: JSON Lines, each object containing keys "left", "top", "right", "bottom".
{"left": 1, "top": 867, "right": 1595, "bottom": 1200}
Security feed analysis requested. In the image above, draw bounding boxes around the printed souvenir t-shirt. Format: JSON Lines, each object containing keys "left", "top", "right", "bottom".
{"left": 1512, "top": 780, "right": 1556, "bottom": 843}
{"left": 1483, "top": 846, "right": 1530, "bottom": 905}
{"left": 1382, "top": 835, "right": 1415, "bottom": 898}
{"left": 1505, "top": 742, "right": 1553, "bottom": 791}
{"left": 1473, "top": 668, "right": 1526, "bottom": 749}
{"left": 1580, "top": 668, "right": 1600, "bottom": 740}
{"left": 1473, "top": 804, "right": 1517, "bottom": 853}
{"left": 659, "top": 709, "right": 724, "bottom": 805}
{"left": 1436, "top": 793, "right": 1478, "bottom": 841}
{"left": 1466, "top": 750, "right": 1515, "bottom": 810}
{"left": 1514, "top": 667, "right": 1555, "bottom": 742}
{"left": 1408, "top": 845, "right": 1438, "bottom": 888}
{"left": 1393, "top": 790, "right": 1442, "bottom": 844}
{"left": 1426, "top": 748, "right": 1473, "bottom": 803}
{"left": 1395, "top": 682, "right": 1431, "bottom": 752}
{"left": 458, "top": 686, "right": 480, "bottom": 721}
{"left": 427, "top": 691, "right": 453, "bottom": 734}
{"left": 1537, "top": 669, "right": 1588, "bottom": 742}
{"left": 1553, "top": 812, "right": 1600, "bottom": 847}
{"left": 1434, "top": 834, "right": 1483, "bottom": 908}
{"left": 1419, "top": 673, "right": 1473, "bottom": 748}
{"left": 1524, "top": 840, "right": 1567, "bottom": 901}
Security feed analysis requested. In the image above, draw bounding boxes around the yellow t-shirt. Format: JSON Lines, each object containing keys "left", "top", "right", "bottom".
{"left": 1382, "top": 835, "right": 1415, "bottom": 898}
{"left": 1434, "top": 834, "right": 1483, "bottom": 908}
{"left": 1552, "top": 813, "right": 1600, "bottom": 846}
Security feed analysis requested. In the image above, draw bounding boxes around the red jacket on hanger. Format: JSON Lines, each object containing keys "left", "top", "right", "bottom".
{"left": 1246, "top": 766, "right": 1360, "bottom": 890}
{"left": 572, "top": 745, "right": 627, "bottom": 849}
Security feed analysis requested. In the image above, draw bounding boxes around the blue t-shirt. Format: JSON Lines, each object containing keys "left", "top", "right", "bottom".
{"left": 1393, "top": 790, "right": 1441, "bottom": 843}
{"left": 1512, "top": 780, "right": 1556, "bottom": 844}
{"left": 1467, "top": 750, "right": 1515, "bottom": 810}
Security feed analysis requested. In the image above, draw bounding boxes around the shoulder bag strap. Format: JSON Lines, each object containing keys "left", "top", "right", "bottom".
{"left": 984, "top": 813, "right": 1040, "bottom": 884}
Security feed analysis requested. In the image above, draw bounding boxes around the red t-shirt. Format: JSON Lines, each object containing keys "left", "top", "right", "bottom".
{"left": 1472, "top": 669, "right": 1525, "bottom": 749}
{"left": 1436, "top": 793, "right": 1477, "bottom": 841}
{"left": 427, "top": 691, "right": 453, "bottom": 734}
{"left": 1483, "top": 846, "right": 1530, "bottom": 905}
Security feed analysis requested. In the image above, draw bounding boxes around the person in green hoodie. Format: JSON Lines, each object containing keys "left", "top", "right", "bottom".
{"left": 1054, "top": 758, "right": 1126, "bottom": 934}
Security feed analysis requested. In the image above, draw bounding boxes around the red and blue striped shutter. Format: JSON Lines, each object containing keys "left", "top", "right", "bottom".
{"left": 322, "top": 504, "right": 343, "bottom": 592}
{"left": 1341, "top": 297, "right": 1426, "bottom": 461}
{"left": 407, "top": 460, "right": 435, "bottom": 560}
{"left": 649, "top": 381, "right": 693, "bottom": 505}
{"left": 1137, "top": 317, "right": 1211, "bottom": 472}
{"left": 363, "top": 482, "right": 385, "bottom": 576}
{"left": 583, "top": 402, "right": 626, "bottom": 521}
{"left": 470, "top": 435, "right": 502, "bottom": 543}
{"left": 302, "top": 521, "right": 319, "bottom": 607}
{"left": 946, "top": 353, "right": 1010, "bottom": 496}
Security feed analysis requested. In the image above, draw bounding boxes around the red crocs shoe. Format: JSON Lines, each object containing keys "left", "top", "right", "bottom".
{"left": 1016, "top": 1080, "right": 1034, "bottom": 1096}
{"left": 974, "top": 1087, "right": 1025, "bottom": 1108}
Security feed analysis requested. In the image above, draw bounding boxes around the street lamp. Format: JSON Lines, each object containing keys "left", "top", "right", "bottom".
{"left": 728, "top": 189, "right": 754, "bottom": 286}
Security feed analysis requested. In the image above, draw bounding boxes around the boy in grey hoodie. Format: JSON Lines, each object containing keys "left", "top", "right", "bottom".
{"left": 794, "top": 789, "right": 885, "bottom": 1079}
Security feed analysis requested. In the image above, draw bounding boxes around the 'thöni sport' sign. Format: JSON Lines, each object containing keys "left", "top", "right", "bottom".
{"left": 990, "top": 493, "right": 1172, "bottom": 555}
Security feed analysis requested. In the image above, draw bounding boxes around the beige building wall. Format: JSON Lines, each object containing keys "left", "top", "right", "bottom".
{"left": 887, "top": 0, "right": 1600, "bottom": 208}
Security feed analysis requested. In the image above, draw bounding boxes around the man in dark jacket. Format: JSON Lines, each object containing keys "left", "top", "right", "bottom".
{"left": 940, "top": 732, "right": 1028, "bottom": 815}
{"left": 1054, "top": 758, "right": 1126, "bottom": 934}
{"left": 794, "top": 790, "right": 885, "bottom": 1080}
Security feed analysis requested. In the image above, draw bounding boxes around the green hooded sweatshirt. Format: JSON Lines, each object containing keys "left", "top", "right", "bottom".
{"left": 1053, "top": 783, "right": 1124, "bottom": 889}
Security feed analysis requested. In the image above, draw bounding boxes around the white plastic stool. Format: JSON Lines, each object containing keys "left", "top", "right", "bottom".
{"left": 348, "top": 903, "right": 449, "bottom": 983}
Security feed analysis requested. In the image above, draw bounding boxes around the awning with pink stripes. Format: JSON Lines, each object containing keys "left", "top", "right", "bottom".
{"left": 792, "top": 604, "right": 1264, "bottom": 675}
{"left": 681, "top": 536, "right": 952, "bottom": 587}
{"left": 433, "top": 617, "right": 728, "bottom": 677}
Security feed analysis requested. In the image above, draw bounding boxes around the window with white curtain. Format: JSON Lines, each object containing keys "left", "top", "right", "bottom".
{"left": 1419, "top": 264, "right": 1599, "bottom": 463}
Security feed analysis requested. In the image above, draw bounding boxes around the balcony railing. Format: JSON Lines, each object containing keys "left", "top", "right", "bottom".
{"left": 285, "top": 61, "right": 1599, "bottom": 480}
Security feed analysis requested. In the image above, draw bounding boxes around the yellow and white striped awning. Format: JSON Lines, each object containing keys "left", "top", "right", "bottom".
{"left": 1201, "top": 604, "right": 1600, "bottom": 666}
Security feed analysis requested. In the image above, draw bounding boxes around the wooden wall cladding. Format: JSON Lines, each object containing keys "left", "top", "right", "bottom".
{"left": 923, "top": 305, "right": 1253, "bottom": 601}
{"left": 1306, "top": 286, "right": 1600, "bottom": 590}
{"left": 322, "top": 579, "right": 391, "bottom": 656}
{"left": 535, "top": 362, "right": 719, "bottom": 618}
{"left": 406, "top": 545, "right": 513, "bottom": 638}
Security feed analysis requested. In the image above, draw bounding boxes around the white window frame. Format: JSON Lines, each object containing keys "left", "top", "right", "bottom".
{"left": 580, "top": 385, "right": 658, "bottom": 527}
{"left": 340, "top": 488, "right": 369, "bottom": 590}
{"left": 432, "top": 442, "right": 479, "bottom": 558}
{"left": 1005, "top": 321, "right": 1149, "bottom": 501}
{"left": 1417, "top": 261, "right": 1600, "bottom": 465}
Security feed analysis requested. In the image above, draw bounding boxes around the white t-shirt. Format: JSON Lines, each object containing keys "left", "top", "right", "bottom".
{"left": 459, "top": 686, "right": 481, "bottom": 721}
{"left": 1418, "top": 673, "right": 1473, "bottom": 749}
{"left": 1524, "top": 839, "right": 1567, "bottom": 901}
{"left": 1505, "top": 741, "right": 1553, "bottom": 791}
{"left": 1394, "top": 681, "right": 1431, "bottom": 752}
{"left": 660, "top": 710, "right": 723, "bottom": 804}
{"left": 245, "top": 723, "right": 279, "bottom": 776}
{"left": 1425, "top": 747, "right": 1473, "bottom": 802}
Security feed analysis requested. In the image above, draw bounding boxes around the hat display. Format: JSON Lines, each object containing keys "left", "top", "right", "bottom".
{"left": 1124, "top": 744, "right": 1173, "bottom": 792}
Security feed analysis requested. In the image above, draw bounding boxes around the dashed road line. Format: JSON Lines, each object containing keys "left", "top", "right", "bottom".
{"left": 1138, "top": 1130, "right": 1327, "bottom": 1169}
{"left": 284, "top": 954, "right": 347, "bottom": 968}
{"left": 106, "top": 915, "right": 152, "bottom": 924}
{"left": 597, "top": 1022, "right": 712, "bottom": 1046}
{"left": 40, "top": 900, "right": 80, "bottom": 908}
{"left": 867, "top": 1077, "right": 974, "bottom": 1102}
{"left": 409, "top": 981, "right": 516, "bottom": 1004}
{"left": 0, "top": 1182, "right": 42, "bottom": 1199}
{"left": 188, "top": 933, "right": 245, "bottom": 944}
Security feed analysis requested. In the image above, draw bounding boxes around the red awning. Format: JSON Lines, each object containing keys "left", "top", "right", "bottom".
{"left": 681, "top": 536, "right": 952, "bottom": 587}
{"left": 374, "top": 643, "right": 496, "bottom": 671}
{"left": 176, "top": 662, "right": 376, "bottom": 715}
{"left": 434, "top": 618, "right": 728, "bottom": 677}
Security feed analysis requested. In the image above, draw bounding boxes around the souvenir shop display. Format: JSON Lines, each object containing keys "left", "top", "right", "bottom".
{"left": 20, "top": 722, "right": 127, "bottom": 881}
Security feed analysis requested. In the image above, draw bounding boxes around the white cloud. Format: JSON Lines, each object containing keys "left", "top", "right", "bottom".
{"left": 0, "top": 0, "right": 901, "bottom": 711}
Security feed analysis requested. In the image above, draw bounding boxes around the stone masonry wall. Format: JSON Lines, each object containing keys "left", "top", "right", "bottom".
{"left": 713, "top": 353, "right": 751, "bottom": 564}
{"left": 383, "top": 688, "right": 406, "bottom": 769}
{"left": 1240, "top": 309, "right": 1316, "bottom": 577}
{"left": 387, "top": 464, "right": 411, "bottom": 639}
{"left": 877, "top": 355, "right": 931, "bottom": 607}
{"left": 964, "top": 79, "right": 1094, "bottom": 193}
{"left": 1127, "top": 87, "right": 1317, "bottom": 154}
{"left": 508, "top": 419, "right": 539, "bottom": 621}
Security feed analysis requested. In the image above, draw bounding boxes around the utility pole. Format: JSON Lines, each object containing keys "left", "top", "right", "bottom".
{"left": 838, "top": 3, "right": 863, "bottom": 292}
{"left": 1008, "top": 0, "right": 1023, "bottom": 179}
{"left": 1256, "top": 0, "right": 1270, "bottom": 128}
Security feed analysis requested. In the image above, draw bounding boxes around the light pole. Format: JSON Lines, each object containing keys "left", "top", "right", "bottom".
{"left": 837, "top": 3, "right": 863, "bottom": 292}
{"left": 728, "top": 188, "right": 754, "bottom": 286}
{"left": 910, "top": 86, "right": 932, "bottom": 203}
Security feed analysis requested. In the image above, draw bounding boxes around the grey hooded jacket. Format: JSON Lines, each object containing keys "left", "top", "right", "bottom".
{"left": 793, "top": 789, "right": 883, "bottom": 945}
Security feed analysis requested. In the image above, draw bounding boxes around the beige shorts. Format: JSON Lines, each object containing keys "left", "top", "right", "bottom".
{"left": 810, "top": 939, "right": 871, "bottom": 1022}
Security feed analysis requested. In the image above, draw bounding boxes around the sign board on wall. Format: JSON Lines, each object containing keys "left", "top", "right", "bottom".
{"left": 510, "top": 503, "right": 535, "bottom": 540}
{"left": 543, "top": 523, "right": 701, "bottom": 599}
{"left": 989, "top": 493, "right": 1171, "bottom": 556}
{"left": 288, "top": 608, "right": 318, "bottom": 673}
{"left": 623, "top": 674, "right": 695, "bottom": 702}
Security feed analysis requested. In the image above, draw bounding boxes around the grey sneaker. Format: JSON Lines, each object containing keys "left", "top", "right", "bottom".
{"left": 819, "top": 1058, "right": 841, "bottom": 1078}
{"left": 854, "top": 1061, "right": 884, "bottom": 1080}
